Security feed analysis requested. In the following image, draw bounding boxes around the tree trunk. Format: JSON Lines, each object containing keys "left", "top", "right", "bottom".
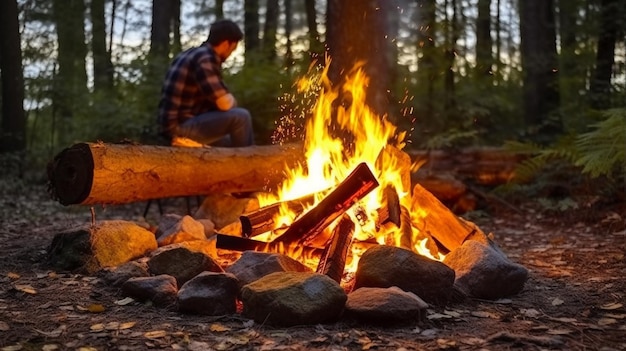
{"left": 476, "top": 0, "right": 493, "bottom": 78}
{"left": 589, "top": 0, "right": 619, "bottom": 110}
{"left": 283, "top": 0, "right": 294, "bottom": 67}
{"left": 52, "top": 0, "right": 88, "bottom": 147}
{"left": 519, "top": 0, "right": 562, "bottom": 142}
{"left": 0, "top": 0, "right": 26, "bottom": 152}
{"left": 416, "top": 0, "right": 437, "bottom": 120}
{"left": 325, "top": 0, "right": 390, "bottom": 116}
{"left": 90, "top": 0, "right": 114, "bottom": 93}
{"left": 47, "top": 143, "right": 306, "bottom": 206}
{"left": 262, "top": 0, "right": 279, "bottom": 62}
{"left": 244, "top": 0, "right": 260, "bottom": 62}
{"left": 304, "top": 0, "right": 322, "bottom": 60}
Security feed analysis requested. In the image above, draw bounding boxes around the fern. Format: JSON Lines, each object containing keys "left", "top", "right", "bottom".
{"left": 425, "top": 129, "right": 479, "bottom": 150}
{"left": 574, "top": 109, "right": 626, "bottom": 178}
{"left": 505, "top": 136, "right": 579, "bottom": 183}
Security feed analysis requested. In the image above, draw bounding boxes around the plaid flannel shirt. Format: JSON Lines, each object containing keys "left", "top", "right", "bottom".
{"left": 157, "top": 42, "right": 230, "bottom": 138}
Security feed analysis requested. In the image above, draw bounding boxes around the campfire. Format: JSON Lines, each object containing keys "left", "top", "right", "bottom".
{"left": 46, "top": 63, "right": 528, "bottom": 327}
{"left": 215, "top": 64, "right": 453, "bottom": 282}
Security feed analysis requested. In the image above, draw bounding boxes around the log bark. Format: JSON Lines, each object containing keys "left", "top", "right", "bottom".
{"left": 410, "top": 183, "right": 476, "bottom": 253}
{"left": 272, "top": 162, "right": 379, "bottom": 247}
{"left": 316, "top": 215, "right": 355, "bottom": 283}
{"left": 47, "top": 142, "right": 305, "bottom": 205}
{"left": 240, "top": 193, "right": 316, "bottom": 238}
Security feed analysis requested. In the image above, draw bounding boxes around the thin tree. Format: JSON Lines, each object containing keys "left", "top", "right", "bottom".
{"left": 589, "top": 0, "right": 620, "bottom": 109}
{"left": 0, "top": 0, "right": 26, "bottom": 152}
{"left": 304, "top": 0, "right": 323, "bottom": 61}
{"left": 476, "top": 0, "right": 493, "bottom": 78}
{"left": 262, "top": 0, "right": 279, "bottom": 62}
{"left": 284, "top": 0, "right": 294, "bottom": 67}
{"left": 519, "top": 0, "right": 562, "bottom": 141}
{"left": 90, "top": 0, "right": 114, "bottom": 93}
{"left": 415, "top": 0, "right": 437, "bottom": 119}
{"left": 244, "top": 0, "right": 261, "bottom": 63}
{"left": 52, "top": 0, "right": 88, "bottom": 147}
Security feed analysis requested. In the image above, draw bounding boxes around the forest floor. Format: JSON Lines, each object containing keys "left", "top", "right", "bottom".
{"left": 0, "top": 173, "right": 624, "bottom": 351}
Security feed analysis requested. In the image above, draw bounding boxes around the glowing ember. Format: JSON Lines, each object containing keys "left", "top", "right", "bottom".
{"left": 261, "top": 61, "right": 442, "bottom": 273}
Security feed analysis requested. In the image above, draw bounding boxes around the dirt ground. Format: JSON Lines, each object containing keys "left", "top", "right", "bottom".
{"left": 0, "top": 175, "right": 624, "bottom": 351}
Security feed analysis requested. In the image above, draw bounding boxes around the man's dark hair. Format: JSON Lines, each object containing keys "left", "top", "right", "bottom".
{"left": 208, "top": 19, "right": 244, "bottom": 45}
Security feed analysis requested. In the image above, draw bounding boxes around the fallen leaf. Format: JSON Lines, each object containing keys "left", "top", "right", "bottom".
{"left": 546, "top": 328, "right": 573, "bottom": 335}
{"left": 428, "top": 313, "right": 452, "bottom": 320}
{"left": 600, "top": 303, "right": 623, "bottom": 310}
{"left": 520, "top": 308, "right": 541, "bottom": 318}
{"left": 42, "top": 345, "right": 59, "bottom": 351}
{"left": 551, "top": 297, "right": 564, "bottom": 306}
{"left": 471, "top": 311, "right": 498, "bottom": 319}
{"left": 144, "top": 330, "right": 168, "bottom": 339}
{"left": 210, "top": 323, "right": 231, "bottom": 332}
{"left": 90, "top": 324, "right": 104, "bottom": 332}
{"left": 85, "top": 304, "right": 105, "bottom": 313}
{"left": 77, "top": 347, "right": 98, "bottom": 351}
{"left": 34, "top": 325, "right": 65, "bottom": 337}
{"left": 14, "top": 284, "right": 36, "bottom": 294}
{"left": 552, "top": 317, "right": 577, "bottom": 323}
{"left": 598, "top": 318, "right": 617, "bottom": 326}
{"left": 114, "top": 297, "right": 135, "bottom": 306}
{"left": 119, "top": 322, "right": 136, "bottom": 330}
{"left": 0, "top": 321, "right": 9, "bottom": 331}
{"left": 1, "top": 344, "right": 23, "bottom": 351}
{"left": 7, "top": 272, "right": 20, "bottom": 280}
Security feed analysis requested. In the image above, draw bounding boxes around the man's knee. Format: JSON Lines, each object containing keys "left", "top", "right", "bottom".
{"left": 232, "top": 107, "right": 252, "bottom": 124}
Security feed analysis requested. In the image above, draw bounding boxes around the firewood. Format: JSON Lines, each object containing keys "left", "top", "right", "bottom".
{"left": 410, "top": 184, "right": 475, "bottom": 253}
{"left": 316, "top": 215, "right": 355, "bottom": 283}
{"left": 376, "top": 185, "right": 401, "bottom": 228}
{"left": 215, "top": 234, "right": 322, "bottom": 258}
{"left": 272, "top": 162, "right": 379, "bottom": 247}
{"left": 47, "top": 142, "right": 305, "bottom": 205}
{"left": 240, "top": 193, "right": 316, "bottom": 237}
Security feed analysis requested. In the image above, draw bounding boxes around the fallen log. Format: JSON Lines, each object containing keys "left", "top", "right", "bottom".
{"left": 316, "top": 215, "right": 355, "bottom": 283}
{"left": 47, "top": 142, "right": 305, "bottom": 205}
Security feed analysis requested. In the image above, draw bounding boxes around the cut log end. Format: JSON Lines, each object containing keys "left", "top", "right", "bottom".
{"left": 47, "top": 143, "right": 94, "bottom": 205}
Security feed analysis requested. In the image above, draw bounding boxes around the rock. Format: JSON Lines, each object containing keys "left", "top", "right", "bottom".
{"left": 240, "top": 272, "right": 347, "bottom": 326}
{"left": 177, "top": 272, "right": 239, "bottom": 315}
{"left": 121, "top": 274, "right": 178, "bottom": 307}
{"left": 100, "top": 260, "right": 150, "bottom": 286}
{"left": 194, "top": 194, "right": 259, "bottom": 230}
{"left": 226, "top": 251, "right": 311, "bottom": 289}
{"left": 47, "top": 220, "right": 157, "bottom": 273}
{"left": 353, "top": 245, "right": 455, "bottom": 304}
{"left": 148, "top": 243, "right": 223, "bottom": 286}
{"left": 443, "top": 240, "right": 528, "bottom": 299}
{"left": 345, "top": 286, "right": 429, "bottom": 324}
{"left": 155, "top": 214, "right": 206, "bottom": 246}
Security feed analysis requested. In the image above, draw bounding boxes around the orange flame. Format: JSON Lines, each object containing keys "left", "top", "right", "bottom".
{"left": 263, "top": 61, "right": 441, "bottom": 273}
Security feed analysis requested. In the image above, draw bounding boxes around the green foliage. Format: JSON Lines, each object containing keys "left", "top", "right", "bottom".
{"left": 574, "top": 109, "right": 626, "bottom": 178}
{"left": 508, "top": 108, "right": 625, "bottom": 183}
{"left": 424, "top": 129, "right": 479, "bottom": 150}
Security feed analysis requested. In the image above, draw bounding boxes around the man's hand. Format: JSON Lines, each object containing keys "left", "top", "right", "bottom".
{"left": 216, "top": 93, "right": 237, "bottom": 110}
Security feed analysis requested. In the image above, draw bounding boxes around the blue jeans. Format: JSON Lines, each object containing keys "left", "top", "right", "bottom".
{"left": 176, "top": 107, "right": 255, "bottom": 147}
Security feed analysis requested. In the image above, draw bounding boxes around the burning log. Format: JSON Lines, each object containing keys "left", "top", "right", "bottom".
{"left": 240, "top": 193, "right": 316, "bottom": 238}
{"left": 272, "top": 162, "right": 379, "bottom": 247}
{"left": 376, "top": 185, "right": 401, "bottom": 228}
{"left": 47, "top": 142, "right": 304, "bottom": 205}
{"left": 215, "top": 234, "right": 322, "bottom": 259}
{"left": 410, "top": 184, "right": 476, "bottom": 253}
{"left": 316, "top": 215, "right": 355, "bottom": 283}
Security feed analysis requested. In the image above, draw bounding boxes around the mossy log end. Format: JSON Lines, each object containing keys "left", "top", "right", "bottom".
{"left": 47, "top": 142, "right": 305, "bottom": 206}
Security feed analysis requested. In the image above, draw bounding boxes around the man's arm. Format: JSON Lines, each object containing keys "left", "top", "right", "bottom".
{"left": 216, "top": 93, "right": 237, "bottom": 110}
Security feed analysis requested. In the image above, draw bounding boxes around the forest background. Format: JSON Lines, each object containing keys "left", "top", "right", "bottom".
{"left": 0, "top": 0, "right": 624, "bottom": 204}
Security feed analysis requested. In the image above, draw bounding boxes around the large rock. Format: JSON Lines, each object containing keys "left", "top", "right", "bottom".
{"left": 240, "top": 272, "right": 347, "bottom": 326}
{"left": 100, "top": 260, "right": 150, "bottom": 287}
{"left": 353, "top": 245, "right": 455, "bottom": 304}
{"left": 226, "top": 251, "right": 311, "bottom": 289}
{"left": 177, "top": 272, "right": 239, "bottom": 315}
{"left": 121, "top": 274, "right": 178, "bottom": 308}
{"left": 155, "top": 214, "right": 207, "bottom": 246}
{"left": 345, "top": 286, "right": 429, "bottom": 324}
{"left": 47, "top": 220, "right": 157, "bottom": 273}
{"left": 443, "top": 240, "right": 528, "bottom": 299}
{"left": 148, "top": 243, "right": 223, "bottom": 286}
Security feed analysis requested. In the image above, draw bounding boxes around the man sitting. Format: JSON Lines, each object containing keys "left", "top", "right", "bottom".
{"left": 157, "top": 19, "right": 254, "bottom": 147}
